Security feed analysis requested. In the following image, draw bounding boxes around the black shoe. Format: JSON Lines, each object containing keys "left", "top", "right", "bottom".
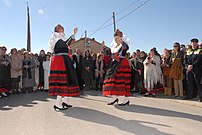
{"left": 44, "top": 89, "right": 49, "bottom": 92}
{"left": 53, "top": 105, "right": 67, "bottom": 111}
{"left": 107, "top": 98, "right": 119, "bottom": 105}
{"left": 144, "top": 93, "right": 149, "bottom": 97}
{"left": 1, "top": 92, "right": 8, "bottom": 97}
{"left": 17, "top": 89, "right": 22, "bottom": 93}
{"left": 62, "top": 102, "right": 73, "bottom": 108}
{"left": 119, "top": 101, "right": 130, "bottom": 106}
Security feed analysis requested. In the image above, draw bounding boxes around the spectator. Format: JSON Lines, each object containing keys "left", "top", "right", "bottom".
{"left": 95, "top": 53, "right": 105, "bottom": 91}
{"left": 10, "top": 48, "right": 22, "bottom": 94}
{"left": 0, "top": 46, "right": 10, "bottom": 97}
{"left": 72, "top": 48, "right": 83, "bottom": 90}
{"left": 161, "top": 49, "right": 172, "bottom": 96}
{"left": 38, "top": 50, "right": 46, "bottom": 90}
{"left": 43, "top": 55, "right": 50, "bottom": 91}
{"left": 33, "top": 53, "right": 40, "bottom": 91}
{"left": 184, "top": 38, "right": 202, "bottom": 102}
{"left": 169, "top": 43, "right": 184, "bottom": 97}
{"left": 82, "top": 50, "right": 93, "bottom": 91}
{"left": 22, "top": 52, "right": 36, "bottom": 93}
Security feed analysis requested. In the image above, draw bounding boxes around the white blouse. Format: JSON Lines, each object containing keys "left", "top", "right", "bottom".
{"left": 48, "top": 32, "right": 66, "bottom": 53}
{"left": 110, "top": 34, "right": 130, "bottom": 53}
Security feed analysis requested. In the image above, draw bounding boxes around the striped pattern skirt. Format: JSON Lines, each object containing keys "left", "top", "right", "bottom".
{"left": 103, "top": 58, "right": 131, "bottom": 96}
{"left": 49, "top": 55, "right": 80, "bottom": 97}
{"left": 0, "top": 87, "right": 9, "bottom": 93}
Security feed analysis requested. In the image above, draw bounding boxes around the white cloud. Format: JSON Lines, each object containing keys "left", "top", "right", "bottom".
{"left": 38, "top": 9, "right": 44, "bottom": 15}
{"left": 2, "top": 0, "right": 11, "bottom": 7}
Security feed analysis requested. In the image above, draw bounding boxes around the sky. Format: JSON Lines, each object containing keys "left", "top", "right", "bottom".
{"left": 0, "top": 0, "right": 202, "bottom": 54}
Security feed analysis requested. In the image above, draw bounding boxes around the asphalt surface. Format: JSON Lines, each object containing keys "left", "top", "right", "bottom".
{"left": 0, "top": 90, "right": 202, "bottom": 135}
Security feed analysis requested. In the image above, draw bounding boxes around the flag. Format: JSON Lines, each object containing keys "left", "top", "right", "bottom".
{"left": 27, "top": 2, "right": 31, "bottom": 52}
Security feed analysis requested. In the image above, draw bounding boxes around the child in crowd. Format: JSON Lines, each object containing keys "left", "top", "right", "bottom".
{"left": 43, "top": 55, "right": 50, "bottom": 91}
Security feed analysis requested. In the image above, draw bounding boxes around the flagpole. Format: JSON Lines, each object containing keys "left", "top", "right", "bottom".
{"left": 26, "top": 1, "right": 31, "bottom": 52}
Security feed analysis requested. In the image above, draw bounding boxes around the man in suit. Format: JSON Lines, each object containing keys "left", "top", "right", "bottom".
{"left": 72, "top": 48, "right": 84, "bottom": 90}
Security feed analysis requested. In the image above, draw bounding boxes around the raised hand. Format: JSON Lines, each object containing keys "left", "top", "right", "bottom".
{"left": 73, "top": 28, "right": 78, "bottom": 35}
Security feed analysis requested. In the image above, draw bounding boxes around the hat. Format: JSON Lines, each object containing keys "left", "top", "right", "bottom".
{"left": 190, "top": 38, "right": 199, "bottom": 43}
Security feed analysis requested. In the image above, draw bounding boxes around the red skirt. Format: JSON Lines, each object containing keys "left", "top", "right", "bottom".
{"left": 103, "top": 58, "right": 131, "bottom": 96}
{"left": 49, "top": 55, "right": 80, "bottom": 97}
{"left": 0, "top": 88, "right": 9, "bottom": 93}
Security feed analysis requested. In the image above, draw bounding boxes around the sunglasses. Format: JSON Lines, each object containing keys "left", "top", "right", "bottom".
{"left": 173, "top": 46, "right": 178, "bottom": 47}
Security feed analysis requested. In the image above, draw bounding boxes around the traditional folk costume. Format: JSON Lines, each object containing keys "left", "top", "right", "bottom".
{"left": 48, "top": 31, "right": 80, "bottom": 110}
{"left": 144, "top": 54, "right": 163, "bottom": 96}
{"left": 103, "top": 33, "right": 131, "bottom": 106}
{"left": 143, "top": 57, "right": 158, "bottom": 95}
{"left": 153, "top": 55, "right": 163, "bottom": 84}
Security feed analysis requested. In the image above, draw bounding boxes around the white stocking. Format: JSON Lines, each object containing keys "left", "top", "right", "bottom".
{"left": 63, "top": 97, "right": 69, "bottom": 104}
{"left": 122, "top": 96, "right": 129, "bottom": 104}
{"left": 55, "top": 95, "right": 62, "bottom": 108}
{"left": 109, "top": 95, "right": 117, "bottom": 102}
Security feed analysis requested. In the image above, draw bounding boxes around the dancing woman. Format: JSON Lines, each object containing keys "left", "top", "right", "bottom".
{"left": 103, "top": 29, "right": 131, "bottom": 106}
{"left": 48, "top": 24, "right": 80, "bottom": 111}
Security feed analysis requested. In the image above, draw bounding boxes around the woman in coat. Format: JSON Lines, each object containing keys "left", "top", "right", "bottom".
{"left": 82, "top": 50, "right": 94, "bottom": 91}
{"left": 169, "top": 42, "right": 184, "bottom": 97}
{"left": 22, "top": 52, "right": 36, "bottom": 93}
{"left": 10, "top": 48, "right": 22, "bottom": 94}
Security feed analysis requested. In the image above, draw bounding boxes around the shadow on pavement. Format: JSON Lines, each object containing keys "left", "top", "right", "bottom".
{"left": 63, "top": 107, "right": 172, "bottom": 135}
{"left": 0, "top": 92, "right": 50, "bottom": 111}
{"left": 114, "top": 104, "right": 202, "bottom": 123}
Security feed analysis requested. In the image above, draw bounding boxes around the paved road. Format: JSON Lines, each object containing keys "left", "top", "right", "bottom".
{"left": 0, "top": 91, "right": 202, "bottom": 135}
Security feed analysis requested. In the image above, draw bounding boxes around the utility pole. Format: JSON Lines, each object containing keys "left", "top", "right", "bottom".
{"left": 113, "top": 12, "right": 116, "bottom": 32}
{"left": 26, "top": 1, "right": 31, "bottom": 52}
{"left": 84, "top": 30, "right": 87, "bottom": 50}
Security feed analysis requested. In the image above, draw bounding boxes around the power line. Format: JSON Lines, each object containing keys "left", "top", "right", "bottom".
{"left": 89, "top": 0, "right": 140, "bottom": 37}
{"left": 116, "top": 0, "right": 150, "bottom": 23}
{"left": 116, "top": 0, "right": 141, "bottom": 15}
{"left": 89, "top": 0, "right": 150, "bottom": 37}
{"left": 89, "top": 16, "right": 113, "bottom": 37}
